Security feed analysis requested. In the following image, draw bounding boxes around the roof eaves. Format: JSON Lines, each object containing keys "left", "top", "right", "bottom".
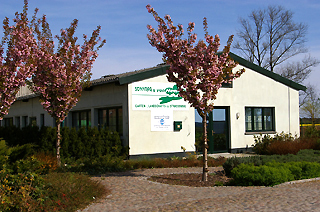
{"left": 16, "top": 93, "right": 39, "bottom": 101}
{"left": 118, "top": 64, "right": 169, "bottom": 85}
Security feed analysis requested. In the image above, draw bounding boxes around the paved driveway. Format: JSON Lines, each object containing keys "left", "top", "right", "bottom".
{"left": 80, "top": 167, "right": 320, "bottom": 212}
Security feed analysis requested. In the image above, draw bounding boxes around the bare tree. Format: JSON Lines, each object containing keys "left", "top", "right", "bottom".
{"left": 279, "top": 55, "right": 319, "bottom": 84}
{"left": 300, "top": 85, "right": 320, "bottom": 126}
{"left": 234, "top": 5, "right": 313, "bottom": 76}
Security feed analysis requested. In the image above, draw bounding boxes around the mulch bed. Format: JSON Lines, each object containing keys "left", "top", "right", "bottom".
{"left": 148, "top": 170, "right": 232, "bottom": 187}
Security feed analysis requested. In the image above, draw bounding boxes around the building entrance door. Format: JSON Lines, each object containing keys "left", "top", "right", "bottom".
{"left": 208, "top": 107, "right": 230, "bottom": 153}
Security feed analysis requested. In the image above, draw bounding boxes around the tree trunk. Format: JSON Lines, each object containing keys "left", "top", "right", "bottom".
{"left": 202, "top": 113, "right": 209, "bottom": 181}
{"left": 56, "top": 121, "right": 61, "bottom": 167}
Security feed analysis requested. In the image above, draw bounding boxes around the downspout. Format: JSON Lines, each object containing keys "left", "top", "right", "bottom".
{"left": 288, "top": 87, "right": 291, "bottom": 134}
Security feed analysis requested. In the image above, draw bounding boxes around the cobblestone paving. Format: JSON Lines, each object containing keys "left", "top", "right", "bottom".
{"left": 80, "top": 167, "right": 320, "bottom": 212}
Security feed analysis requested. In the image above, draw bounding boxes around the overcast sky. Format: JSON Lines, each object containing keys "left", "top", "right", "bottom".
{"left": 1, "top": 0, "right": 319, "bottom": 88}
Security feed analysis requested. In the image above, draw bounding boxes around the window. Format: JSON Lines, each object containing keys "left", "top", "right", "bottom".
{"left": 72, "top": 110, "right": 91, "bottom": 130}
{"left": 40, "top": 114, "right": 45, "bottom": 128}
{"left": 245, "top": 107, "right": 275, "bottom": 132}
{"left": 98, "top": 107, "right": 123, "bottom": 135}
{"left": 4, "top": 118, "right": 13, "bottom": 127}
{"left": 15, "top": 117, "right": 20, "bottom": 128}
{"left": 22, "top": 116, "right": 28, "bottom": 128}
{"left": 222, "top": 82, "right": 233, "bottom": 88}
{"left": 29, "top": 117, "right": 37, "bottom": 127}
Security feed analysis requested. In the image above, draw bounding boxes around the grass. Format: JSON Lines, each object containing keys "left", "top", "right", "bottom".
{"left": 39, "top": 172, "right": 109, "bottom": 212}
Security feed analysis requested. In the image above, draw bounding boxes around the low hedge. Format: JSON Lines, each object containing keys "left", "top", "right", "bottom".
{"left": 223, "top": 149, "right": 320, "bottom": 176}
{"left": 230, "top": 161, "right": 320, "bottom": 186}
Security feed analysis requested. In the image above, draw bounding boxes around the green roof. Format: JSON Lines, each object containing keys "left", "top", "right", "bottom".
{"left": 115, "top": 53, "right": 306, "bottom": 91}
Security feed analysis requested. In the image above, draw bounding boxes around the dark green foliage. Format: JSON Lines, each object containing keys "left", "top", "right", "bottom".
{"left": 0, "top": 126, "right": 126, "bottom": 163}
{"left": 304, "top": 126, "right": 320, "bottom": 138}
{"left": 230, "top": 161, "right": 320, "bottom": 186}
{"left": 9, "top": 143, "right": 37, "bottom": 163}
{"left": 230, "top": 163, "right": 294, "bottom": 186}
{"left": 0, "top": 139, "right": 10, "bottom": 167}
{"left": 223, "top": 156, "right": 263, "bottom": 176}
{"left": 223, "top": 149, "right": 320, "bottom": 177}
{"left": 39, "top": 126, "right": 56, "bottom": 153}
{"left": 75, "top": 154, "right": 125, "bottom": 175}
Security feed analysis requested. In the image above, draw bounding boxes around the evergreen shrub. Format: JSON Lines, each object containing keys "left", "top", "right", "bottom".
{"left": 230, "top": 161, "right": 320, "bottom": 186}
{"left": 223, "top": 149, "right": 320, "bottom": 177}
{"left": 0, "top": 126, "right": 126, "bottom": 163}
{"left": 230, "top": 163, "right": 294, "bottom": 186}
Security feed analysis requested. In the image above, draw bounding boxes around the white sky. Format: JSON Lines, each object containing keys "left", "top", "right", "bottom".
{"left": 1, "top": 0, "right": 319, "bottom": 90}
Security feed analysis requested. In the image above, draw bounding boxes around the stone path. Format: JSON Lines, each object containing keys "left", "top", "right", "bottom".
{"left": 79, "top": 167, "right": 320, "bottom": 212}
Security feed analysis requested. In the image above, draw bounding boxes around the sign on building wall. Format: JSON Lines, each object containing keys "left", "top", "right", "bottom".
{"left": 151, "top": 110, "right": 173, "bottom": 131}
{"left": 132, "top": 82, "right": 189, "bottom": 110}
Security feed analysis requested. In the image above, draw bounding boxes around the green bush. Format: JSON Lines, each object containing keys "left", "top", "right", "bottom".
{"left": 230, "top": 161, "right": 320, "bottom": 186}
{"left": 0, "top": 126, "right": 126, "bottom": 162}
{"left": 223, "top": 156, "right": 264, "bottom": 176}
{"left": 9, "top": 143, "right": 37, "bottom": 163}
{"left": 65, "top": 154, "right": 125, "bottom": 174}
{"left": 223, "top": 149, "right": 320, "bottom": 177}
{"left": 0, "top": 159, "right": 46, "bottom": 212}
{"left": 0, "top": 139, "right": 10, "bottom": 167}
{"left": 230, "top": 163, "right": 294, "bottom": 186}
{"left": 303, "top": 126, "right": 320, "bottom": 138}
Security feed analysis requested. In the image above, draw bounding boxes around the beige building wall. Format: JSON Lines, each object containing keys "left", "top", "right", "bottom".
{"left": 211, "top": 64, "right": 300, "bottom": 149}
{"left": 127, "top": 75, "right": 195, "bottom": 155}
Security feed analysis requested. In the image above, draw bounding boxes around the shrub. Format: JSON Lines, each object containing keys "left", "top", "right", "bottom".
{"left": 303, "top": 126, "right": 320, "bottom": 138}
{"left": 252, "top": 134, "right": 273, "bottom": 155}
{"left": 252, "top": 132, "right": 319, "bottom": 155}
{"left": 267, "top": 138, "right": 318, "bottom": 155}
{"left": 73, "top": 154, "right": 125, "bottom": 174}
{"left": 0, "top": 139, "right": 10, "bottom": 167}
{"left": 223, "top": 156, "right": 264, "bottom": 176}
{"left": 223, "top": 149, "right": 320, "bottom": 177}
{"left": 230, "top": 163, "right": 294, "bottom": 186}
{"left": 41, "top": 172, "right": 108, "bottom": 211}
{"left": 0, "top": 126, "right": 126, "bottom": 162}
{"left": 0, "top": 160, "right": 46, "bottom": 212}
{"left": 9, "top": 143, "right": 37, "bottom": 163}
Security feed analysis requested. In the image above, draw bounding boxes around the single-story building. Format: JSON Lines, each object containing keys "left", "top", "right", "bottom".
{"left": 2, "top": 53, "right": 306, "bottom": 157}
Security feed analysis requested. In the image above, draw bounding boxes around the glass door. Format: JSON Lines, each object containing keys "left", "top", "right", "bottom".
{"left": 208, "top": 107, "right": 230, "bottom": 153}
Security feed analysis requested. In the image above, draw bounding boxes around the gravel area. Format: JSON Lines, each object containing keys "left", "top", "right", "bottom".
{"left": 79, "top": 167, "right": 320, "bottom": 212}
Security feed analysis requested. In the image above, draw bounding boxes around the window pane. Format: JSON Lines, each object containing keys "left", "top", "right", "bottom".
{"left": 253, "top": 108, "right": 262, "bottom": 131}
{"left": 80, "top": 112, "right": 86, "bottom": 127}
{"left": 263, "top": 108, "right": 273, "bottom": 131}
{"left": 98, "top": 109, "right": 107, "bottom": 129}
{"left": 213, "top": 109, "right": 225, "bottom": 121}
{"left": 109, "top": 109, "right": 117, "bottom": 131}
{"left": 15, "top": 117, "right": 20, "bottom": 128}
{"left": 88, "top": 111, "right": 91, "bottom": 127}
{"left": 22, "top": 116, "right": 28, "bottom": 128}
{"left": 4, "top": 118, "right": 13, "bottom": 127}
{"left": 118, "top": 108, "right": 123, "bottom": 135}
{"left": 40, "top": 114, "right": 44, "bottom": 127}
{"left": 245, "top": 108, "right": 252, "bottom": 131}
{"left": 29, "top": 117, "right": 37, "bottom": 127}
{"left": 72, "top": 112, "right": 79, "bottom": 130}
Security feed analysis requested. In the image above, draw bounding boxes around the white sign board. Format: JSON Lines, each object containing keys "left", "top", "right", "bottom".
{"left": 151, "top": 110, "right": 173, "bottom": 131}
{"left": 132, "top": 82, "right": 189, "bottom": 110}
